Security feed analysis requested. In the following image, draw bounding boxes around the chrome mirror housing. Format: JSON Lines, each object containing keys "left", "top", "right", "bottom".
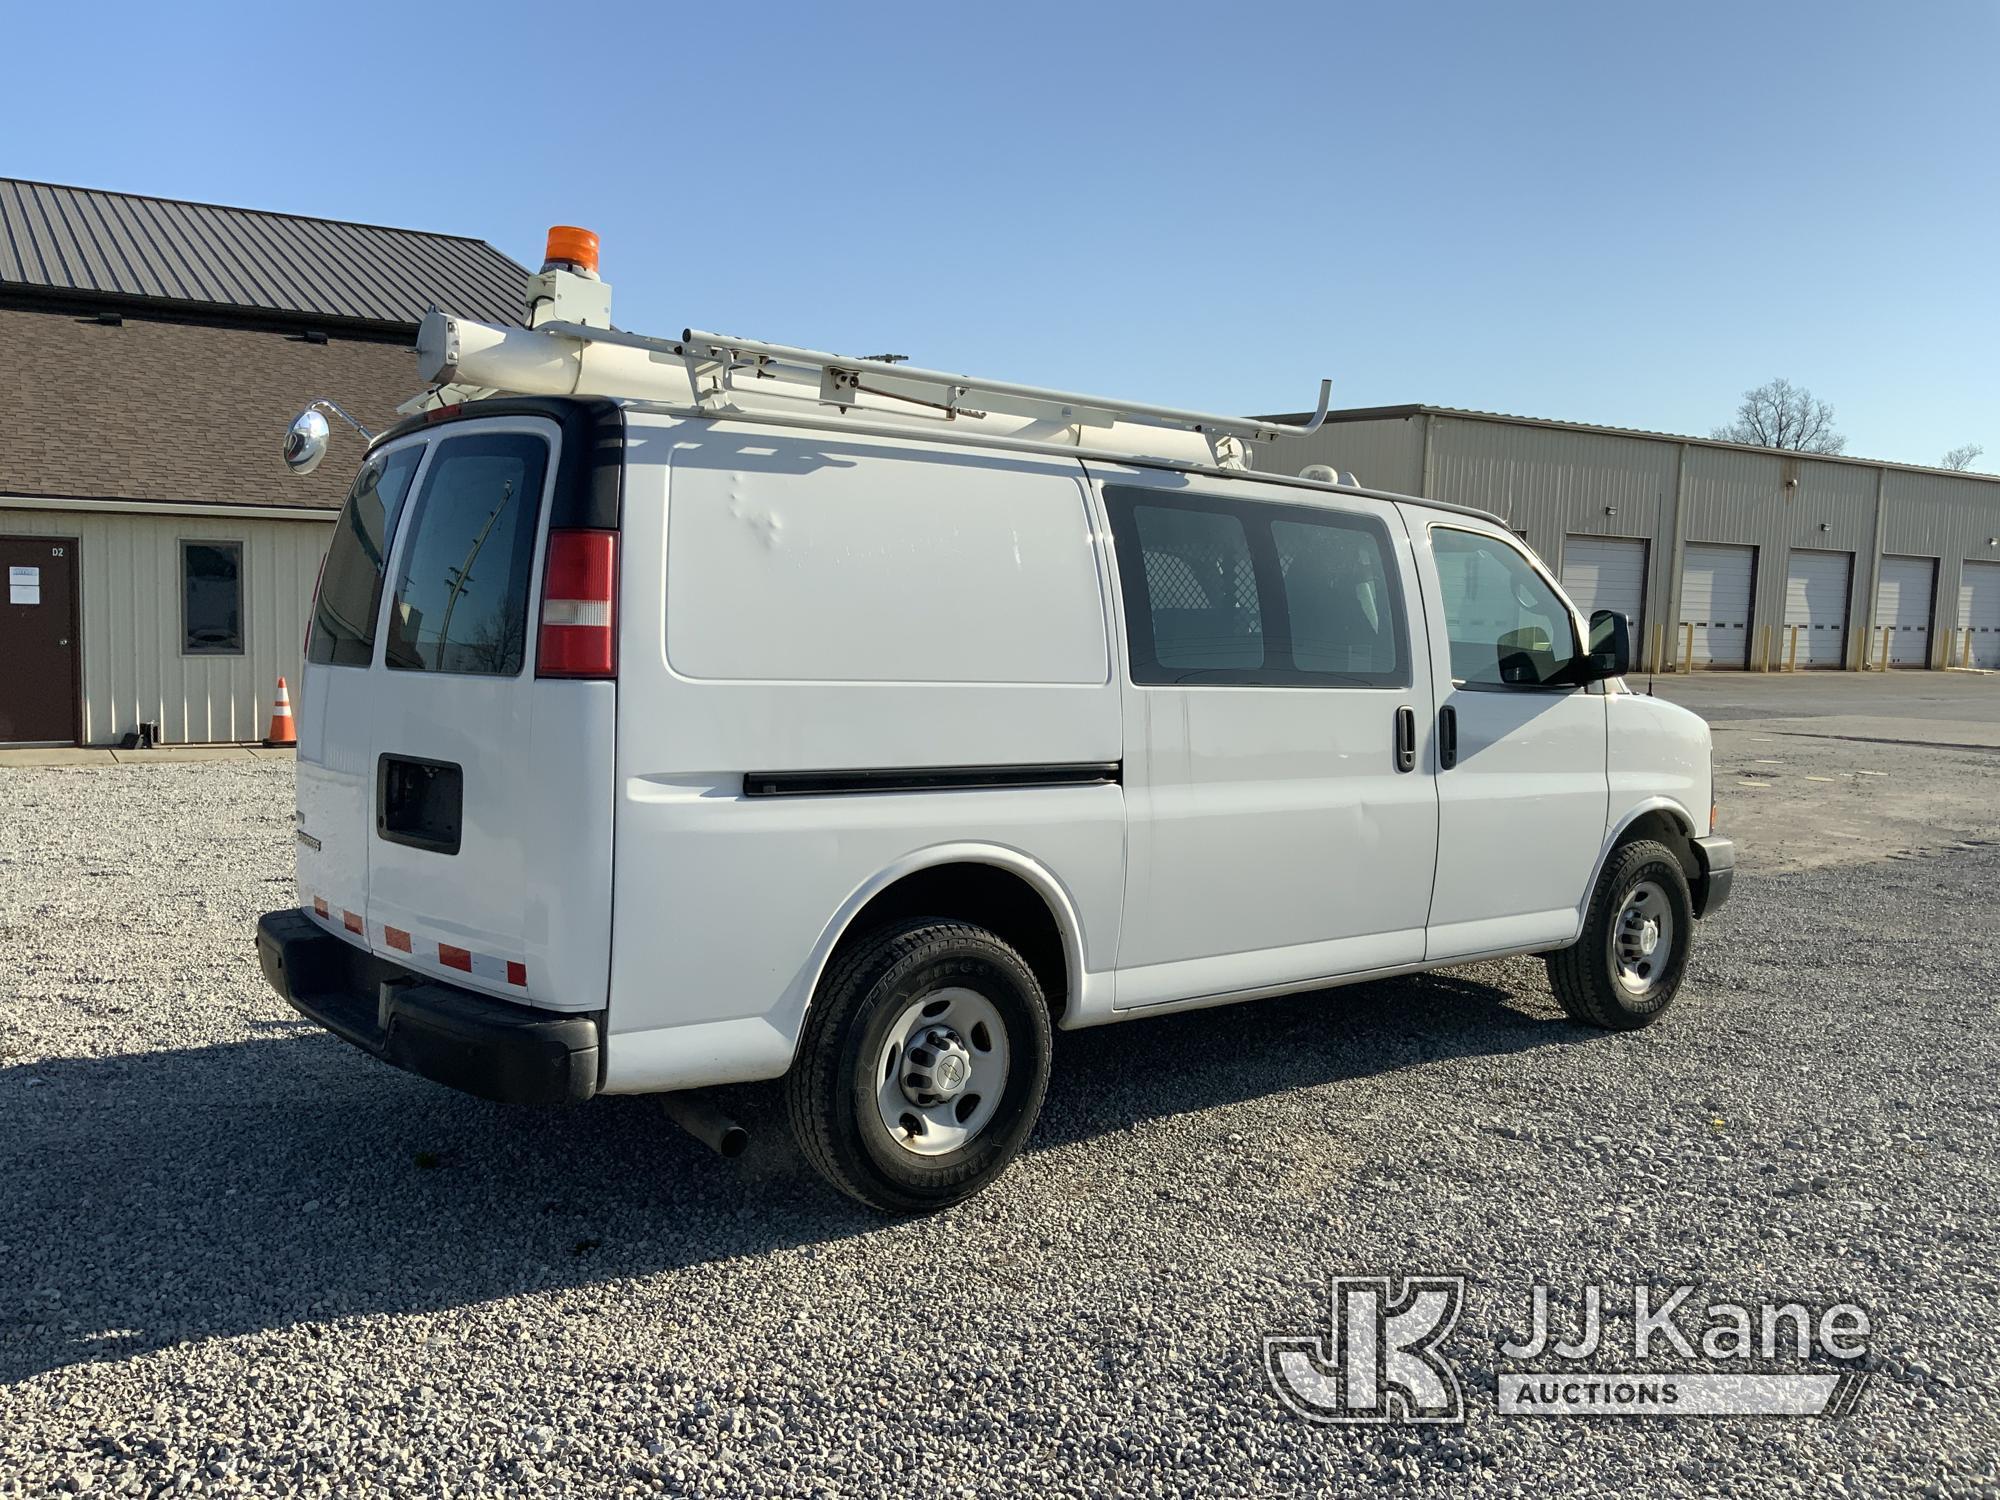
{"left": 283, "top": 407, "right": 331, "bottom": 475}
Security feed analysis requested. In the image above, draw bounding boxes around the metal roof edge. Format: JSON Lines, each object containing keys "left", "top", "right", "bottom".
{"left": 0, "top": 175, "right": 526, "bottom": 258}
{"left": 0, "top": 282, "right": 428, "bottom": 338}
{"left": 1258, "top": 403, "right": 2000, "bottom": 487}
{"left": 0, "top": 493, "right": 340, "bottom": 520}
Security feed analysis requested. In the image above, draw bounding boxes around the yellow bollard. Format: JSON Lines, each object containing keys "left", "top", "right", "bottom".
{"left": 1785, "top": 624, "right": 1800, "bottom": 671}
{"left": 1880, "top": 624, "right": 1893, "bottom": 671}
{"left": 1682, "top": 620, "right": 1695, "bottom": 671}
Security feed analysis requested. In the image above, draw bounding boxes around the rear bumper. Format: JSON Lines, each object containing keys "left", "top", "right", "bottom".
{"left": 1691, "top": 835, "right": 1735, "bottom": 919}
{"left": 255, "top": 909, "right": 600, "bottom": 1104}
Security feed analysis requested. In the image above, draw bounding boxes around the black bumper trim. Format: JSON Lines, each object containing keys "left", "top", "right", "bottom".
{"left": 1691, "top": 835, "right": 1735, "bottom": 919}
{"left": 256, "top": 909, "right": 600, "bottom": 1105}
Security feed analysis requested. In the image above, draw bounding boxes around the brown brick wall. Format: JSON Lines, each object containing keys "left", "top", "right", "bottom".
{"left": 0, "top": 304, "right": 421, "bottom": 509}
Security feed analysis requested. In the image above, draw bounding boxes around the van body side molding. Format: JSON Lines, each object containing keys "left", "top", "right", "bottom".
{"left": 742, "top": 763, "right": 1121, "bottom": 798}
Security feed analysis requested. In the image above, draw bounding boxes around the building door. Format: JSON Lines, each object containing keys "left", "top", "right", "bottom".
{"left": 1960, "top": 561, "right": 2000, "bottom": 668}
{"left": 1561, "top": 536, "right": 1648, "bottom": 636}
{"left": 1874, "top": 556, "right": 1936, "bottom": 668}
{"left": 1783, "top": 550, "right": 1852, "bottom": 669}
{"left": 0, "top": 536, "right": 81, "bottom": 745}
{"left": 1679, "top": 543, "right": 1754, "bottom": 668}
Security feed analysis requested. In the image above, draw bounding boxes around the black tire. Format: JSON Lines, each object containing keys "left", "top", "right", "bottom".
{"left": 785, "top": 918, "right": 1052, "bottom": 1214}
{"left": 1546, "top": 838, "right": 1693, "bottom": 1031}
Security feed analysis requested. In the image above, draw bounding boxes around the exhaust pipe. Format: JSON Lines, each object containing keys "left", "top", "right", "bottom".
{"left": 660, "top": 1092, "right": 748, "bottom": 1159}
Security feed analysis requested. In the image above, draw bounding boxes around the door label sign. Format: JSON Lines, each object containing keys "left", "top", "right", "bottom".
{"left": 8, "top": 566, "right": 40, "bottom": 605}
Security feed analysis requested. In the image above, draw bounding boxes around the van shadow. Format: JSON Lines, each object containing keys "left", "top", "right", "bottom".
{"left": 1, "top": 968, "right": 1564, "bottom": 1383}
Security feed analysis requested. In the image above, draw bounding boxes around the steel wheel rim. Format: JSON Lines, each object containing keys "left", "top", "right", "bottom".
{"left": 1609, "top": 878, "right": 1675, "bottom": 998}
{"left": 873, "top": 987, "right": 1011, "bottom": 1157}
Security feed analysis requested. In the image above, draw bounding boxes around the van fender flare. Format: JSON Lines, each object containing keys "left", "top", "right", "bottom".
{"left": 790, "top": 841, "right": 1093, "bottom": 1039}
{"left": 1576, "top": 797, "right": 1702, "bottom": 926}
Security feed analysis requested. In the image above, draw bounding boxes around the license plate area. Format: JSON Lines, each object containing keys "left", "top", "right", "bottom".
{"left": 376, "top": 754, "right": 462, "bottom": 855}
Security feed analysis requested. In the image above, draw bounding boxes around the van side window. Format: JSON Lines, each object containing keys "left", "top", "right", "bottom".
{"left": 1130, "top": 504, "right": 1265, "bottom": 673}
{"left": 1272, "top": 516, "right": 1401, "bottom": 680}
{"left": 1430, "top": 527, "right": 1577, "bottom": 688}
{"left": 384, "top": 432, "right": 550, "bottom": 677}
{"left": 1105, "top": 488, "right": 1408, "bottom": 688}
{"left": 308, "top": 444, "right": 424, "bottom": 666}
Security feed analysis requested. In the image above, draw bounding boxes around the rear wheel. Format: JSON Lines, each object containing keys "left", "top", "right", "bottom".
{"left": 1546, "top": 839, "right": 1692, "bottom": 1030}
{"left": 786, "top": 919, "right": 1052, "bottom": 1213}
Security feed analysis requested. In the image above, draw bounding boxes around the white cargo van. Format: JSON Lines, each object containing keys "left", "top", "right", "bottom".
{"left": 258, "top": 231, "right": 1732, "bottom": 1212}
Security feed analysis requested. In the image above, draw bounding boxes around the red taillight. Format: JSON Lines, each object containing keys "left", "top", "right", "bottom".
{"left": 537, "top": 529, "right": 618, "bottom": 678}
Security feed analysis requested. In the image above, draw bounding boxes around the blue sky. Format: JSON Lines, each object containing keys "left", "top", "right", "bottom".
{"left": 6, "top": 2, "right": 1993, "bottom": 468}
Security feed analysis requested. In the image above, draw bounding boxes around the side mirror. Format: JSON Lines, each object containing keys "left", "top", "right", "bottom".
{"left": 282, "top": 399, "right": 373, "bottom": 477}
{"left": 1584, "top": 609, "right": 1631, "bottom": 681}
{"left": 283, "top": 407, "right": 331, "bottom": 475}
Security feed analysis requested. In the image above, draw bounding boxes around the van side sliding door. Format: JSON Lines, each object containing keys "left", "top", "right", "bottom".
{"left": 1093, "top": 466, "right": 1440, "bottom": 1007}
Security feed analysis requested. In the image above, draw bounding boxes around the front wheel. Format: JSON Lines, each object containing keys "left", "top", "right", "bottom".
{"left": 1546, "top": 839, "right": 1693, "bottom": 1030}
{"left": 786, "top": 919, "right": 1052, "bottom": 1213}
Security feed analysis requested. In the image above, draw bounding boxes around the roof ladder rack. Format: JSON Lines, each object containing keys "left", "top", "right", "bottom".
{"left": 531, "top": 320, "right": 1332, "bottom": 467}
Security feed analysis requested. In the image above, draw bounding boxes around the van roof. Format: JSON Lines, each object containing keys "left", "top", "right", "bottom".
{"left": 376, "top": 394, "right": 1510, "bottom": 530}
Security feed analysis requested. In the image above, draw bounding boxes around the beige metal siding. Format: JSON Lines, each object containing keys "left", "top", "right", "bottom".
{"left": 1258, "top": 416, "right": 1425, "bottom": 495}
{"left": 1675, "top": 448, "right": 1877, "bottom": 668}
{"left": 0, "top": 506, "right": 333, "bottom": 743}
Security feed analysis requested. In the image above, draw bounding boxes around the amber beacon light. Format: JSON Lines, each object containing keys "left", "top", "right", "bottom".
{"left": 542, "top": 225, "right": 600, "bottom": 278}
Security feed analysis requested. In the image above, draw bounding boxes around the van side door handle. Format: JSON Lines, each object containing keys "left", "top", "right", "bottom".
{"left": 1438, "top": 706, "right": 1458, "bottom": 770}
{"left": 1394, "top": 706, "right": 1416, "bottom": 773}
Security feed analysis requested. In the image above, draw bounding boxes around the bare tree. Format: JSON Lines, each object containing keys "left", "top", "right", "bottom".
{"left": 1712, "top": 378, "right": 1846, "bottom": 455}
{"left": 1940, "top": 444, "right": 1984, "bottom": 472}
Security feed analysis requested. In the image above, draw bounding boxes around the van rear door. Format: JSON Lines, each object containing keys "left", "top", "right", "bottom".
{"left": 361, "top": 414, "right": 617, "bottom": 1013}
{"left": 296, "top": 437, "right": 427, "bottom": 953}
{"left": 296, "top": 403, "right": 621, "bottom": 1018}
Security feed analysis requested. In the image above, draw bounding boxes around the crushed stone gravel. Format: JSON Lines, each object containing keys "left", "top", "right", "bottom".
{"left": 2, "top": 761, "right": 1995, "bottom": 1498}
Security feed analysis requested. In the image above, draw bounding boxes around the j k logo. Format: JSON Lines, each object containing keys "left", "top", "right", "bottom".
{"left": 1264, "top": 1277, "right": 1466, "bottom": 1425}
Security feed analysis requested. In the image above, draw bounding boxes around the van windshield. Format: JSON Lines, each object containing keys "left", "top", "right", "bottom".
{"left": 383, "top": 431, "right": 550, "bottom": 677}
{"left": 307, "top": 444, "right": 424, "bottom": 666}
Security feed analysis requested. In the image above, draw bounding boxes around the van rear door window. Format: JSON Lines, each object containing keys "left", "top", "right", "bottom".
{"left": 384, "top": 432, "right": 551, "bottom": 677}
{"left": 308, "top": 444, "right": 424, "bottom": 666}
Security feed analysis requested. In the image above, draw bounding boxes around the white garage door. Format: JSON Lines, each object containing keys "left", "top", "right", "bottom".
{"left": 1960, "top": 561, "right": 2000, "bottom": 668}
{"left": 1783, "top": 551, "right": 1851, "bottom": 669}
{"left": 1561, "top": 537, "right": 1647, "bottom": 638}
{"left": 1873, "top": 556, "right": 1935, "bottom": 667}
{"left": 1679, "top": 543, "right": 1754, "bottom": 668}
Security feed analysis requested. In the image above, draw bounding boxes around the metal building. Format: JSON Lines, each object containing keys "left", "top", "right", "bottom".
{"left": 0, "top": 179, "right": 529, "bottom": 745}
{"left": 1258, "top": 405, "right": 2000, "bottom": 672}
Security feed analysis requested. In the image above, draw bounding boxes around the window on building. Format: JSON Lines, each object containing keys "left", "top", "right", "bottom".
{"left": 1104, "top": 488, "right": 1408, "bottom": 687}
{"left": 384, "top": 432, "right": 550, "bottom": 677}
{"left": 182, "top": 541, "right": 244, "bottom": 655}
{"left": 1430, "top": 527, "right": 1577, "bottom": 688}
{"left": 309, "top": 443, "right": 425, "bottom": 666}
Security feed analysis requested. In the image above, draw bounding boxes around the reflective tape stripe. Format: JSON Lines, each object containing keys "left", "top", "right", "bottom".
{"left": 298, "top": 893, "right": 527, "bottom": 990}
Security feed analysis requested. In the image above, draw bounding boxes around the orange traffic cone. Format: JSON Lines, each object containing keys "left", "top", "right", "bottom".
{"left": 265, "top": 676, "right": 297, "bottom": 747}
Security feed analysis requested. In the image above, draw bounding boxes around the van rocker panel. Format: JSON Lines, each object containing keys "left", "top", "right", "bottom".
{"left": 256, "top": 909, "right": 600, "bottom": 1105}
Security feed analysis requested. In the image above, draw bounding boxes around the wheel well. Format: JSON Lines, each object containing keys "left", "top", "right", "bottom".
{"left": 1618, "top": 808, "right": 1699, "bottom": 880}
{"left": 828, "top": 863, "right": 1071, "bottom": 1019}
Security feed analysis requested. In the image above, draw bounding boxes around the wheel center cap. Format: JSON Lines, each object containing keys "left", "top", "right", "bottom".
{"left": 1637, "top": 920, "right": 1659, "bottom": 957}
{"left": 900, "top": 1024, "right": 974, "bottom": 1107}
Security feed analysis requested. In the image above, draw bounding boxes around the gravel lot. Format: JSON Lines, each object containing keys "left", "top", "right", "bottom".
{"left": 3, "top": 752, "right": 1997, "bottom": 1498}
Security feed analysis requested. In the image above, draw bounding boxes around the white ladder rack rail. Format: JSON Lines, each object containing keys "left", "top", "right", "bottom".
{"left": 533, "top": 319, "right": 1332, "bottom": 458}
